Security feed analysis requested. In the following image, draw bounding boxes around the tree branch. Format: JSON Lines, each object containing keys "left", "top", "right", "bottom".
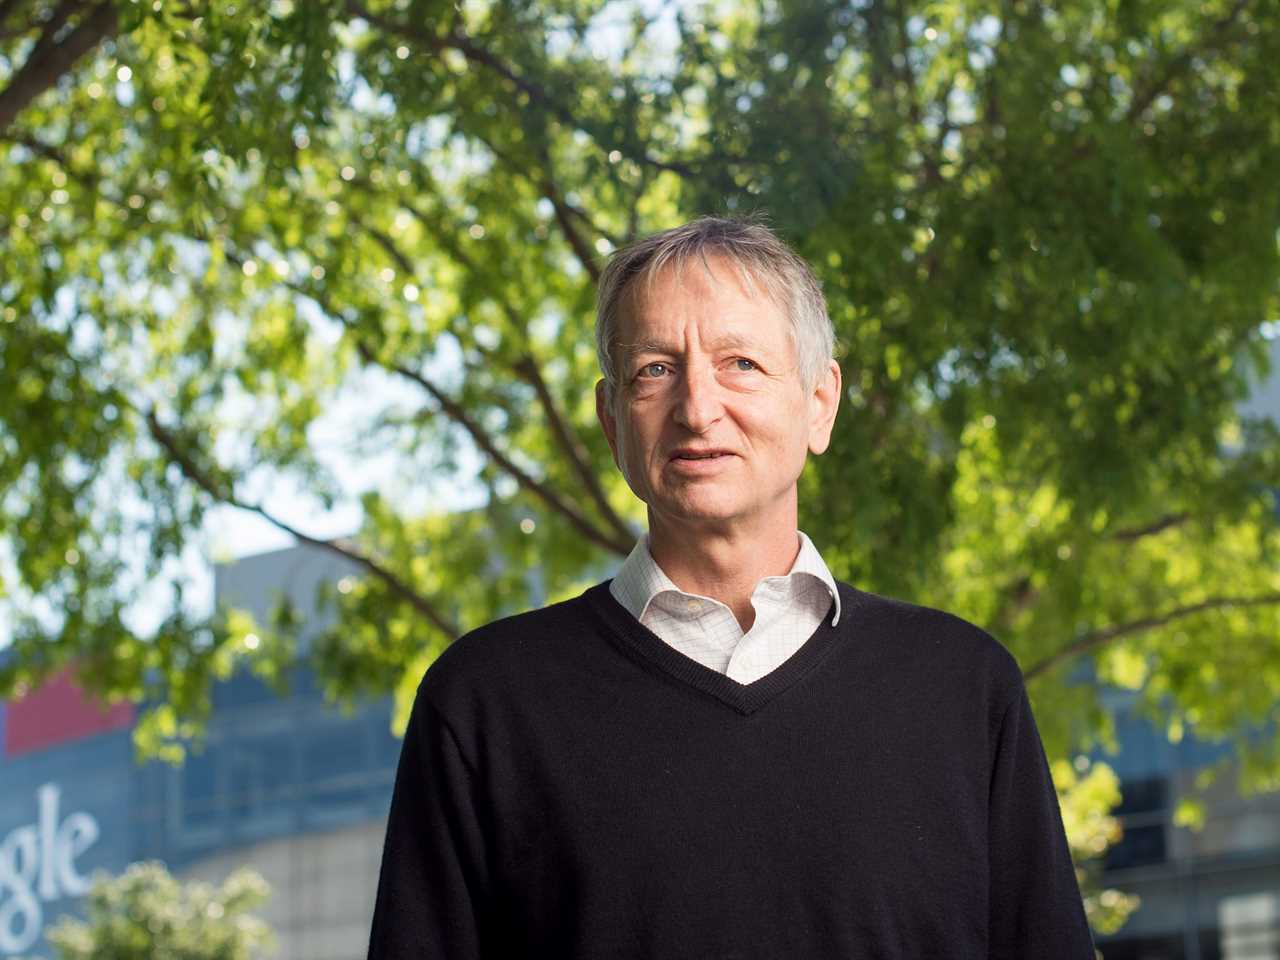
{"left": 1126, "top": 0, "right": 1252, "bottom": 122}
{"left": 891, "top": 0, "right": 942, "bottom": 187}
{"left": 565, "top": 194, "right": 620, "bottom": 247}
{"left": 24, "top": 0, "right": 87, "bottom": 68}
{"left": 541, "top": 168, "right": 602, "bottom": 283}
{"left": 861, "top": 0, "right": 894, "bottom": 95}
{"left": 343, "top": 186, "right": 632, "bottom": 540}
{"left": 143, "top": 407, "right": 461, "bottom": 638}
{"left": 226, "top": 192, "right": 632, "bottom": 557}
{"left": 356, "top": 341, "right": 632, "bottom": 555}
{"left": 352, "top": 212, "right": 417, "bottom": 279}
{"left": 989, "top": 513, "right": 1194, "bottom": 637}
{"left": 512, "top": 353, "right": 635, "bottom": 546}
{"left": 465, "top": 125, "right": 620, "bottom": 272}
{"left": 18, "top": 124, "right": 633, "bottom": 576}
{"left": 341, "top": 197, "right": 628, "bottom": 542}
{"left": 0, "top": 1, "right": 117, "bottom": 134}
{"left": 343, "top": 0, "right": 694, "bottom": 179}
{"left": 1023, "top": 591, "right": 1280, "bottom": 681}
{"left": 0, "top": 0, "right": 27, "bottom": 30}
{"left": 6, "top": 130, "right": 71, "bottom": 165}
{"left": 990, "top": 573, "right": 1040, "bottom": 633}
{"left": 1108, "top": 512, "right": 1191, "bottom": 543}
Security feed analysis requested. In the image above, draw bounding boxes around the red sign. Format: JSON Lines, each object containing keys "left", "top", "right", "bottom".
{"left": 3, "top": 668, "right": 134, "bottom": 759}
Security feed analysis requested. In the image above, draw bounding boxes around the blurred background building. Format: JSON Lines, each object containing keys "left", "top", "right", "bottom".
{"left": 1095, "top": 689, "right": 1280, "bottom": 959}
{"left": 0, "top": 546, "right": 397, "bottom": 959}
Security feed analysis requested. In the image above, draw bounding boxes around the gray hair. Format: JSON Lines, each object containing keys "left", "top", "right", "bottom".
{"left": 594, "top": 216, "right": 835, "bottom": 403}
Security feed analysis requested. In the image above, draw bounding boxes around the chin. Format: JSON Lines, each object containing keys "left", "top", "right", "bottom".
{"left": 658, "top": 495, "right": 747, "bottom": 525}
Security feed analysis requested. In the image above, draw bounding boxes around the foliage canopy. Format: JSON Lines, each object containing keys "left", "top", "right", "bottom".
{"left": 1, "top": 0, "right": 1279, "bottom": 824}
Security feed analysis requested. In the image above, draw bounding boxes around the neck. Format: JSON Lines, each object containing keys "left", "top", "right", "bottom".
{"left": 646, "top": 509, "right": 802, "bottom": 632}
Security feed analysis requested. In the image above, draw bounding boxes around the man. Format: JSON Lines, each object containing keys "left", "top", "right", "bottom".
{"left": 367, "top": 217, "right": 1095, "bottom": 958}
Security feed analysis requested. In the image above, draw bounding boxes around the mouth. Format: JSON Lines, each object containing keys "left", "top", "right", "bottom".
{"left": 668, "top": 449, "right": 734, "bottom": 462}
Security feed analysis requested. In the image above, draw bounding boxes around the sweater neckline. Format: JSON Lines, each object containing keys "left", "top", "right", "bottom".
{"left": 583, "top": 579, "right": 855, "bottom": 716}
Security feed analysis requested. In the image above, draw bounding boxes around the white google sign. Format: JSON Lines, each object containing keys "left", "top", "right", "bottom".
{"left": 0, "top": 783, "right": 100, "bottom": 954}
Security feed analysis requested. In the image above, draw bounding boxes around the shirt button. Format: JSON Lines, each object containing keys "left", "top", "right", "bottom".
{"left": 685, "top": 599, "right": 702, "bottom": 613}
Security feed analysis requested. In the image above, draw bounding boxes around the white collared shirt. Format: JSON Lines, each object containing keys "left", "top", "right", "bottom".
{"left": 608, "top": 531, "right": 842, "bottom": 685}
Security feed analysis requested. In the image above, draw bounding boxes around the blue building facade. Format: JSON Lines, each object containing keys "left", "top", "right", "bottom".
{"left": 1093, "top": 691, "right": 1280, "bottom": 960}
{"left": 0, "top": 546, "right": 403, "bottom": 958}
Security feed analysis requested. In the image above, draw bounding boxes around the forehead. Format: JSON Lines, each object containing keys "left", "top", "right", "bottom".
{"left": 618, "top": 254, "right": 791, "bottom": 350}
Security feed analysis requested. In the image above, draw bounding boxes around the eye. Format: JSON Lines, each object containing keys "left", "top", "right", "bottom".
{"left": 732, "top": 358, "right": 758, "bottom": 372}
{"left": 638, "top": 362, "right": 670, "bottom": 378}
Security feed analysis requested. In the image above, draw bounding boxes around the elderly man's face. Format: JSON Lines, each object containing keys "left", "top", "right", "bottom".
{"left": 596, "top": 256, "right": 840, "bottom": 536}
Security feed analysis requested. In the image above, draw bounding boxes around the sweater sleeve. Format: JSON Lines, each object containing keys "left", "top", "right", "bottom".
{"left": 988, "top": 681, "right": 1097, "bottom": 959}
{"left": 366, "top": 690, "right": 492, "bottom": 959}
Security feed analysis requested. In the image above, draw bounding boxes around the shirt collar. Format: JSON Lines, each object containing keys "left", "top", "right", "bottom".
{"left": 610, "top": 530, "right": 842, "bottom": 627}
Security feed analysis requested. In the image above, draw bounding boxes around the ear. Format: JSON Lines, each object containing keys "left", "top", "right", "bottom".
{"left": 806, "top": 359, "right": 842, "bottom": 456}
{"left": 596, "top": 379, "right": 622, "bottom": 468}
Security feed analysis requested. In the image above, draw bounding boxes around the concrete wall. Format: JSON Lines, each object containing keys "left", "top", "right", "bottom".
{"left": 179, "top": 817, "right": 387, "bottom": 960}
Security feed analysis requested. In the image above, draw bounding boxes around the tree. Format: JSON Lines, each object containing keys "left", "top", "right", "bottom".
{"left": 42, "top": 861, "right": 272, "bottom": 959}
{"left": 1056, "top": 756, "right": 1141, "bottom": 936}
{"left": 1, "top": 0, "right": 1278, "bottom": 858}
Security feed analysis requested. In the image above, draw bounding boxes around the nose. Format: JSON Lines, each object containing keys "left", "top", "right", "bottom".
{"left": 672, "top": 361, "right": 724, "bottom": 433}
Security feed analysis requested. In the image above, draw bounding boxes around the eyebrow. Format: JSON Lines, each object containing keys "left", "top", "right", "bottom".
{"left": 619, "top": 339, "right": 671, "bottom": 361}
{"left": 619, "top": 333, "right": 761, "bottom": 360}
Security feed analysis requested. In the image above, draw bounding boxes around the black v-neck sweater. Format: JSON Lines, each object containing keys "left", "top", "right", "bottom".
{"left": 367, "top": 581, "right": 1095, "bottom": 959}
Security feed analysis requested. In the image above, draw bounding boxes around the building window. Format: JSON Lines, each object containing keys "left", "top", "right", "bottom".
{"left": 226, "top": 730, "right": 297, "bottom": 839}
{"left": 303, "top": 717, "right": 377, "bottom": 825}
{"left": 175, "top": 741, "right": 224, "bottom": 851}
{"left": 1105, "top": 776, "right": 1168, "bottom": 872}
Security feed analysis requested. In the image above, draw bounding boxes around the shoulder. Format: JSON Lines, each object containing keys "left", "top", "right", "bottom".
{"left": 837, "top": 582, "right": 1025, "bottom": 698}
{"left": 413, "top": 584, "right": 603, "bottom": 711}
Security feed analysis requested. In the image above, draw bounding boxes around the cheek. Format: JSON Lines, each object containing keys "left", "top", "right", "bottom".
{"left": 621, "top": 408, "right": 659, "bottom": 448}
{"left": 761, "top": 402, "right": 812, "bottom": 459}
{"left": 778, "top": 430, "right": 811, "bottom": 467}
{"left": 617, "top": 416, "right": 659, "bottom": 477}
